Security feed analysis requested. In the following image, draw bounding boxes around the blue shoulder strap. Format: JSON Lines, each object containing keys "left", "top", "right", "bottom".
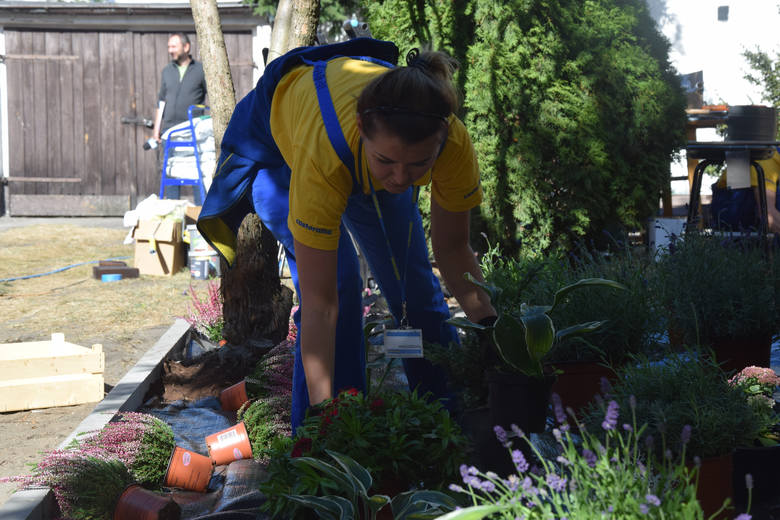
{"left": 305, "top": 56, "right": 394, "bottom": 193}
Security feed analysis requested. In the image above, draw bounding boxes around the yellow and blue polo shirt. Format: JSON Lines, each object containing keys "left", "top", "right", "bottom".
{"left": 269, "top": 57, "right": 482, "bottom": 251}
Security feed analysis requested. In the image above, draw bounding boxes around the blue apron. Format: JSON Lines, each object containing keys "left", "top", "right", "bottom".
{"left": 198, "top": 38, "right": 457, "bottom": 432}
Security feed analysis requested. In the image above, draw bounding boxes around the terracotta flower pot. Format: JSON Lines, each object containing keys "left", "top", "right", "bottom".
{"left": 205, "top": 421, "right": 253, "bottom": 466}
{"left": 690, "top": 452, "right": 734, "bottom": 520}
{"left": 549, "top": 361, "right": 616, "bottom": 418}
{"left": 219, "top": 380, "right": 249, "bottom": 412}
{"left": 164, "top": 446, "right": 214, "bottom": 492}
{"left": 113, "top": 484, "right": 181, "bottom": 520}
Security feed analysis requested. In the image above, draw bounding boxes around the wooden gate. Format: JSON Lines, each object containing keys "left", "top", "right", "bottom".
{"left": 4, "top": 29, "right": 256, "bottom": 215}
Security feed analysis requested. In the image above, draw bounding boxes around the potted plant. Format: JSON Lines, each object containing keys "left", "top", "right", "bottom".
{"left": 582, "top": 352, "right": 764, "bottom": 519}
{"left": 439, "top": 396, "right": 728, "bottom": 520}
{"left": 180, "top": 279, "right": 225, "bottom": 354}
{"left": 654, "top": 232, "right": 775, "bottom": 373}
{"left": 448, "top": 273, "right": 625, "bottom": 432}
{"left": 74, "top": 412, "right": 177, "bottom": 490}
{"left": 72, "top": 412, "right": 215, "bottom": 493}
{"left": 285, "top": 449, "right": 458, "bottom": 520}
{"left": 728, "top": 366, "right": 780, "bottom": 506}
{"left": 259, "top": 388, "right": 469, "bottom": 519}
{"left": 542, "top": 242, "right": 664, "bottom": 412}
{"left": 3, "top": 452, "right": 180, "bottom": 520}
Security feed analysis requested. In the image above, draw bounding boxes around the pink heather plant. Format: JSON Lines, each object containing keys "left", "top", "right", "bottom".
{"left": 0, "top": 412, "right": 174, "bottom": 514}
{"left": 240, "top": 338, "right": 295, "bottom": 456}
{"left": 182, "top": 279, "right": 224, "bottom": 342}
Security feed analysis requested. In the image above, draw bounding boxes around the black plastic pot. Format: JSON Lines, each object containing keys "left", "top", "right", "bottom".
{"left": 487, "top": 369, "right": 554, "bottom": 435}
{"left": 732, "top": 444, "right": 780, "bottom": 506}
{"left": 726, "top": 105, "right": 777, "bottom": 142}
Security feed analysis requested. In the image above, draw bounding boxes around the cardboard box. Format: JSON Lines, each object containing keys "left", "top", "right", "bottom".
{"left": 133, "top": 218, "right": 185, "bottom": 276}
{"left": 0, "top": 333, "right": 104, "bottom": 412}
{"left": 184, "top": 205, "right": 202, "bottom": 225}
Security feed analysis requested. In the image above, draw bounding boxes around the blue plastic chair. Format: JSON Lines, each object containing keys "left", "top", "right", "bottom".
{"left": 158, "top": 104, "right": 209, "bottom": 203}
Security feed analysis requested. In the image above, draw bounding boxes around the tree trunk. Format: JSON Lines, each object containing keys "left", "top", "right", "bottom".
{"left": 221, "top": 214, "right": 293, "bottom": 346}
{"left": 267, "top": 0, "right": 321, "bottom": 64}
{"left": 190, "top": 0, "right": 294, "bottom": 347}
{"left": 188, "top": 0, "right": 235, "bottom": 153}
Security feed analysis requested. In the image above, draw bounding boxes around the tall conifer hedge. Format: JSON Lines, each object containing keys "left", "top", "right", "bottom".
{"left": 365, "top": 0, "right": 686, "bottom": 255}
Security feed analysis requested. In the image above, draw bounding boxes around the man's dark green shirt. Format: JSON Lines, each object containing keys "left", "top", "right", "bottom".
{"left": 158, "top": 59, "right": 207, "bottom": 133}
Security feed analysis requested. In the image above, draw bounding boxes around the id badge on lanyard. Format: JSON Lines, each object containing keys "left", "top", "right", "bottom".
{"left": 362, "top": 140, "right": 425, "bottom": 359}
{"left": 384, "top": 303, "right": 423, "bottom": 358}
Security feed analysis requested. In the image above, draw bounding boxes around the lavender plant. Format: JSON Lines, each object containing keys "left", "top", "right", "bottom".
{"left": 181, "top": 279, "right": 224, "bottom": 342}
{"left": 440, "top": 394, "right": 727, "bottom": 520}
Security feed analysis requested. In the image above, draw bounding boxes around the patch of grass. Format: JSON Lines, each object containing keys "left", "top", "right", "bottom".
{"left": 0, "top": 223, "right": 212, "bottom": 345}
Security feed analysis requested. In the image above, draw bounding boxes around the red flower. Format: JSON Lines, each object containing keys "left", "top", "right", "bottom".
{"left": 369, "top": 398, "right": 385, "bottom": 411}
{"left": 342, "top": 387, "right": 360, "bottom": 397}
{"left": 291, "top": 437, "right": 312, "bottom": 458}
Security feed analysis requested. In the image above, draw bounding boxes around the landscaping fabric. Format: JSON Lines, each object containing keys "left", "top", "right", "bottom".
{"left": 144, "top": 398, "right": 269, "bottom": 519}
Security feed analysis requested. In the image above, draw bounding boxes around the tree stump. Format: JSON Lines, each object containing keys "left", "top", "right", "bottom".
{"left": 221, "top": 213, "right": 293, "bottom": 346}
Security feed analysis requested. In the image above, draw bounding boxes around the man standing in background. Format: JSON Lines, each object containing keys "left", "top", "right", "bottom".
{"left": 152, "top": 32, "right": 207, "bottom": 202}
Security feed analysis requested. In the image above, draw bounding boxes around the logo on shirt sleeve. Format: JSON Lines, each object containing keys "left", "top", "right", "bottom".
{"left": 463, "top": 182, "right": 480, "bottom": 199}
{"left": 295, "top": 219, "right": 333, "bottom": 235}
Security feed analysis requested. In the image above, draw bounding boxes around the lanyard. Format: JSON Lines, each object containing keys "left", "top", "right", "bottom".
{"left": 359, "top": 139, "right": 420, "bottom": 328}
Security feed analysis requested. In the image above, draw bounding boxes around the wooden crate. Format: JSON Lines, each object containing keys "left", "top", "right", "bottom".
{"left": 0, "top": 333, "right": 105, "bottom": 412}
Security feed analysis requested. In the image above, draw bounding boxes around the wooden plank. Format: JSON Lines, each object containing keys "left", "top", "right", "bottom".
{"left": 5, "top": 30, "right": 25, "bottom": 183}
{"left": 2, "top": 54, "right": 78, "bottom": 61}
{"left": 45, "top": 31, "right": 63, "bottom": 195}
{"left": 19, "top": 31, "right": 34, "bottom": 194}
{"left": 9, "top": 194, "right": 130, "bottom": 216}
{"left": 0, "top": 373, "right": 104, "bottom": 412}
{"left": 81, "top": 32, "right": 101, "bottom": 197}
{"left": 31, "top": 32, "right": 46, "bottom": 194}
{"left": 5, "top": 176, "right": 80, "bottom": 182}
{"left": 99, "top": 32, "right": 115, "bottom": 194}
{"left": 71, "top": 32, "right": 86, "bottom": 197}
{"left": 0, "top": 340, "right": 103, "bottom": 381}
{"left": 113, "top": 32, "right": 133, "bottom": 197}
{"left": 59, "top": 32, "right": 76, "bottom": 195}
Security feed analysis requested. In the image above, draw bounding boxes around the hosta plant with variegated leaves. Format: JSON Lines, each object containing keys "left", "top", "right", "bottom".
{"left": 448, "top": 273, "right": 625, "bottom": 379}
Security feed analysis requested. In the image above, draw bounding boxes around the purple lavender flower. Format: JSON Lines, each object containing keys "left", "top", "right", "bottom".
{"left": 734, "top": 515, "right": 752, "bottom": 520}
{"left": 681, "top": 424, "right": 692, "bottom": 445}
{"left": 556, "top": 455, "right": 571, "bottom": 466}
{"left": 459, "top": 464, "right": 469, "bottom": 479}
{"left": 522, "top": 476, "right": 534, "bottom": 493}
{"left": 600, "top": 377, "right": 612, "bottom": 397}
{"left": 629, "top": 395, "right": 636, "bottom": 410}
{"left": 745, "top": 473, "right": 754, "bottom": 490}
{"left": 512, "top": 449, "right": 529, "bottom": 473}
{"left": 639, "top": 503, "right": 649, "bottom": 515}
{"left": 623, "top": 423, "right": 632, "bottom": 432}
{"left": 510, "top": 424, "right": 524, "bottom": 438}
{"left": 601, "top": 400, "right": 619, "bottom": 431}
{"left": 582, "top": 448, "right": 597, "bottom": 468}
{"left": 505, "top": 474, "right": 520, "bottom": 492}
{"left": 546, "top": 473, "right": 567, "bottom": 492}
{"left": 449, "top": 483, "right": 465, "bottom": 493}
{"left": 494, "top": 425, "right": 509, "bottom": 446}
{"left": 551, "top": 393, "right": 566, "bottom": 424}
{"left": 645, "top": 494, "right": 661, "bottom": 506}
{"left": 481, "top": 480, "right": 496, "bottom": 493}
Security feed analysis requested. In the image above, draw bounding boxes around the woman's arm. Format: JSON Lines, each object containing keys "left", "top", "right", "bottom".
{"left": 293, "top": 239, "right": 339, "bottom": 405}
{"left": 430, "top": 197, "right": 496, "bottom": 322}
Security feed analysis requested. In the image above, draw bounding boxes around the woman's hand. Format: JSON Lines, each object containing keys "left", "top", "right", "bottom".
{"left": 430, "top": 198, "right": 496, "bottom": 322}
{"left": 294, "top": 239, "right": 339, "bottom": 406}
